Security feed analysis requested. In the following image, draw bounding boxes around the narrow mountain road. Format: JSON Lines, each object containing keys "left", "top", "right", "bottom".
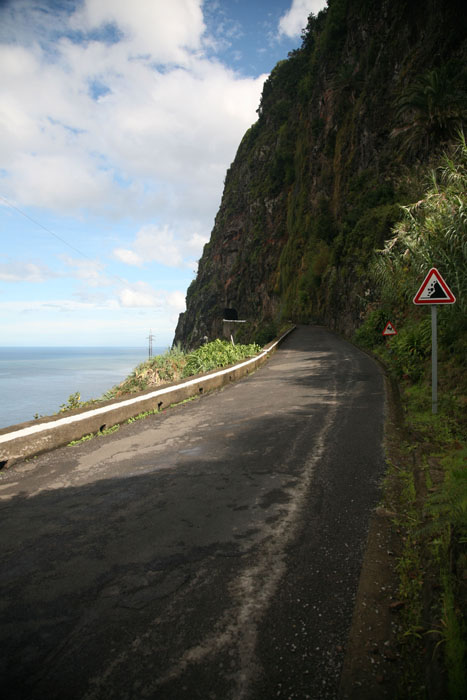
{"left": 0, "top": 326, "right": 385, "bottom": 700}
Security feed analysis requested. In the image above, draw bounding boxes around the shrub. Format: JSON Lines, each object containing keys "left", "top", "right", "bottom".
{"left": 255, "top": 321, "right": 278, "bottom": 347}
{"left": 182, "top": 339, "right": 260, "bottom": 377}
{"left": 389, "top": 318, "right": 432, "bottom": 380}
{"left": 353, "top": 309, "right": 388, "bottom": 348}
{"left": 104, "top": 347, "right": 187, "bottom": 398}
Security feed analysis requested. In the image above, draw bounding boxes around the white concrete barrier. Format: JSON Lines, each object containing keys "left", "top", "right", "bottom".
{"left": 0, "top": 327, "right": 295, "bottom": 467}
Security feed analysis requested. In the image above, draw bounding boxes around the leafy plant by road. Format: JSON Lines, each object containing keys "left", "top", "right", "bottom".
{"left": 373, "top": 132, "right": 467, "bottom": 322}
{"left": 61, "top": 340, "right": 262, "bottom": 406}
{"left": 182, "top": 339, "right": 260, "bottom": 377}
{"left": 354, "top": 137, "right": 467, "bottom": 696}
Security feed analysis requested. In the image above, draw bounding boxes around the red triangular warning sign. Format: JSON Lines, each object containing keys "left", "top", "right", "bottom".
{"left": 382, "top": 322, "right": 397, "bottom": 336}
{"left": 413, "top": 268, "right": 456, "bottom": 305}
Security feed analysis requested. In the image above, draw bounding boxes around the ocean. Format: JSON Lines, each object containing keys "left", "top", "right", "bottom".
{"left": 0, "top": 346, "right": 167, "bottom": 430}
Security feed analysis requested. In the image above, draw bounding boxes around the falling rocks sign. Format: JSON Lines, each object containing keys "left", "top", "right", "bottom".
{"left": 413, "top": 268, "right": 456, "bottom": 305}
{"left": 382, "top": 322, "right": 397, "bottom": 336}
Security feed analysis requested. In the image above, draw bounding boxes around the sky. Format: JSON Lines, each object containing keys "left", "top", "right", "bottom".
{"left": 0, "top": 0, "right": 327, "bottom": 347}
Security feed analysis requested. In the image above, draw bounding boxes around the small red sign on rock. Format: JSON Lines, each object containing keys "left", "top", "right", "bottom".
{"left": 382, "top": 322, "right": 397, "bottom": 336}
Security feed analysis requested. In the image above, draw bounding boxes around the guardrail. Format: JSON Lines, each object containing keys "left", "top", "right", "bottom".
{"left": 0, "top": 327, "right": 295, "bottom": 468}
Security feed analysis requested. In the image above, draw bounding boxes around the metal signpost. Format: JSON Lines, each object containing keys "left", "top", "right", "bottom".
{"left": 413, "top": 268, "right": 456, "bottom": 414}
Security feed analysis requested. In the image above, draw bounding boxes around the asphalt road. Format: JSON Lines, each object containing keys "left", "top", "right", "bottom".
{"left": 0, "top": 325, "right": 385, "bottom": 700}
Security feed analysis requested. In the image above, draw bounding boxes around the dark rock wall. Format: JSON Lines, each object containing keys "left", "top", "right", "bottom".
{"left": 174, "top": 0, "right": 466, "bottom": 348}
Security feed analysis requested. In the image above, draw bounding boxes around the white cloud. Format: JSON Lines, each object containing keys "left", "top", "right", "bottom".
{"left": 0, "top": 284, "right": 184, "bottom": 315}
{"left": 0, "top": 0, "right": 266, "bottom": 225}
{"left": 278, "top": 0, "right": 328, "bottom": 39}
{"left": 116, "top": 283, "right": 185, "bottom": 314}
{"left": 166, "top": 291, "right": 186, "bottom": 314}
{"left": 0, "top": 259, "right": 59, "bottom": 283}
{"left": 113, "top": 225, "right": 209, "bottom": 269}
{"left": 61, "top": 255, "right": 111, "bottom": 287}
{"left": 0, "top": 0, "right": 271, "bottom": 346}
{"left": 0, "top": 299, "right": 115, "bottom": 313}
{"left": 129, "top": 225, "right": 183, "bottom": 268}
{"left": 113, "top": 248, "right": 143, "bottom": 267}
{"left": 118, "top": 282, "right": 160, "bottom": 309}
{"left": 7, "top": 152, "right": 115, "bottom": 213}
{"left": 70, "top": 0, "right": 206, "bottom": 64}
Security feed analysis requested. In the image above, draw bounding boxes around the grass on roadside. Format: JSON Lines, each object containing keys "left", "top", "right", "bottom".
{"left": 66, "top": 397, "right": 200, "bottom": 447}
{"left": 44, "top": 339, "right": 262, "bottom": 420}
{"left": 103, "top": 339, "right": 261, "bottom": 400}
{"left": 384, "top": 380, "right": 467, "bottom": 698}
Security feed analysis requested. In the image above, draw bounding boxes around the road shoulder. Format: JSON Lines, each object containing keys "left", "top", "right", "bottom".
{"left": 339, "top": 375, "right": 406, "bottom": 698}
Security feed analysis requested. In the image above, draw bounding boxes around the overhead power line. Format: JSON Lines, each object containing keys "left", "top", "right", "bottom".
{"left": 0, "top": 192, "right": 140, "bottom": 292}
{"left": 0, "top": 193, "right": 95, "bottom": 263}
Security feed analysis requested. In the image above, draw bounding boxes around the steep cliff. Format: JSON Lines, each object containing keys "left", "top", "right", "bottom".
{"left": 174, "top": 0, "right": 466, "bottom": 349}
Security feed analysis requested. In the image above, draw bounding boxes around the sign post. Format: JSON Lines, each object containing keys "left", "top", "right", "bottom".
{"left": 431, "top": 305, "right": 437, "bottom": 413}
{"left": 413, "top": 268, "right": 456, "bottom": 414}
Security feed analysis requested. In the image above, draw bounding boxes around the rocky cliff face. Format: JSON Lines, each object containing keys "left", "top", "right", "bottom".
{"left": 174, "top": 0, "right": 466, "bottom": 349}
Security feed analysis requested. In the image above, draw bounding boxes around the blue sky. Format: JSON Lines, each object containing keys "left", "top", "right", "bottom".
{"left": 0, "top": 0, "right": 327, "bottom": 347}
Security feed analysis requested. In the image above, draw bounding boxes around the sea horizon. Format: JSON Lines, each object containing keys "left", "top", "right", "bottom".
{"left": 0, "top": 345, "right": 171, "bottom": 349}
{"left": 0, "top": 345, "right": 168, "bottom": 430}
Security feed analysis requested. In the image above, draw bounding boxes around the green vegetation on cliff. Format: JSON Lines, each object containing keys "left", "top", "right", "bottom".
{"left": 356, "top": 135, "right": 467, "bottom": 380}
{"left": 174, "top": 0, "right": 466, "bottom": 349}
{"left": 354, "top": 138, "right": 467, "bottom": 698}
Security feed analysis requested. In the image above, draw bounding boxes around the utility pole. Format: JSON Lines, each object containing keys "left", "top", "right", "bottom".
{"left": 147, "top": 329, "right": 155, "bottom": 359}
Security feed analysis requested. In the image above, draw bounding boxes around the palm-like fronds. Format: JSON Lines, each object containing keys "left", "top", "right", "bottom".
{"left": 372, "top": 135, "right": 467, "bottom": 315}
{"left": 392, "top": 67, "right": 467, "bottom": 153}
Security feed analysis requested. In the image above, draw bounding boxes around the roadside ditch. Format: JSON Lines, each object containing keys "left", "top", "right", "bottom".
{"left": 339, "top": 363, "right": 466, "bottom": 698}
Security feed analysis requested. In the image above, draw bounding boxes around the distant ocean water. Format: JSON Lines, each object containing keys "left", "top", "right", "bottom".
{"left": 0, "top": 346, "right": 167, "bottom": 430}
